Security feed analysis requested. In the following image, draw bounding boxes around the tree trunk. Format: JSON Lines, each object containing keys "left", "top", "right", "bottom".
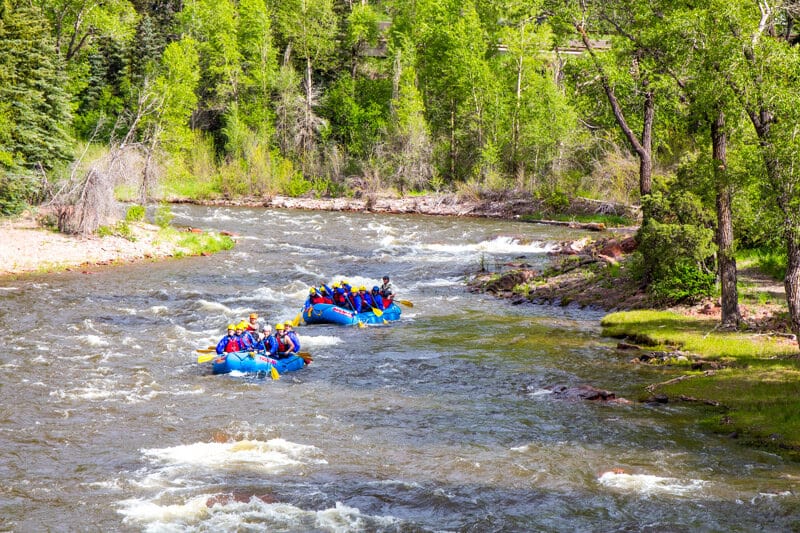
{"left": 712, "top": 111, "right": 741, "bottom": 328}
{"left": 639, "top": 87, "right": 654, "bottom": 196}
{"left": 785, "top": 234, "right": 800, "bottom": 342}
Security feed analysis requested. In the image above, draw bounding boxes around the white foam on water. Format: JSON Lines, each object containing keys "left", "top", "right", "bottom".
{"left": 422, "top": 235, "right": 556, "bottom": 255}
{"left": 301, "top": 335, "right": 343, "bottom": 349}
{"left": 597, "top": 471, "right": 708, "bottom": 497}
{"left": 83, "top": 334, "right": 110, "bottom": 347}
{"left": 195, "top": 299, "right": 233, "bottom": 313}
{"left": 119, "top": 496, "right": 400, "bottom": 533}
{"left": 148, "top": 305, "right": 169, "bottom": 315}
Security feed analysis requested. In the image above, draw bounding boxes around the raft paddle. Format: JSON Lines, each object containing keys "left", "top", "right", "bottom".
{"left": 397, "top": 299, "right": 414, "bottom": 307}
{"left": 291, "top": 311, "right": 303, "bottom": 327}
{"left": 197, "top": 352, "right": 216, "bottom": 364}
{"left": 371, "top": 305, "right": 383, "bottom": 317}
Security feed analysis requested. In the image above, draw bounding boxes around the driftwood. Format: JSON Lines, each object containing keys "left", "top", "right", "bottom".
{"left": 646, "top": 369, "right": 716, "bottom": 392}
{"left": 520, "top": 219, "right": 606, "bottom": 231}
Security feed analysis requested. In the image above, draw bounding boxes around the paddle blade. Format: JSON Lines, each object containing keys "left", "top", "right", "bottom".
{"left": 197, "top": 353, "right": 215, "bottom": 363}
{"left": 291, "top": 312, "right": 302, "bottom": 327}
{"left": 371, "top": 306, "right": 383, "bottom": 317}
{"left": 358, "top": 321, "right": 366, "bottom": 328}
{"left": 398, "top": 299, "right": 414, "bottom": 307}
{"left": 196, "top": 348, "right": 216, "bottom": 353}
{"left": 270, "top": 366, "right": 280, "bottom": 380}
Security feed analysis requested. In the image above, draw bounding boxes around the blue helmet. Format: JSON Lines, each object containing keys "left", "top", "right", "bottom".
{"left": 372, "top": 286, "right": 380, "bottom": 292}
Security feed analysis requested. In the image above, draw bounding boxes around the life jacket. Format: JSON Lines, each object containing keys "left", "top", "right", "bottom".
{"left": 276, "top": 333, "right": 292, "bottom": 353}
{"left": 333, "top": 289, "right": 347, "bottom": 306}
{"left": 287, "top": 331, "right": 301, "bottom": 352}
{"left": 370, "top": 291, "right": 385, "bottom": 309}
{"left": 310, "top": 294, "right": 327, "bottom": 304}
{"left": 224, "top": 336, "right": 240, "bottom": 353}
{"left": 240, "top": 331, "right": 256, "bottom": 349}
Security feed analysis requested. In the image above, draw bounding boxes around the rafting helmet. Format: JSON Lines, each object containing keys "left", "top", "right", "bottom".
{"left": 275, "top": 323, "right": 284, "bottom": 330}
{"left": 350, "top": 287, "right": 357, "bottom": 293}
{"left": 227, "top": 324, "right": 236, "bottom": 331}
{"left": 372, "top": 286, "right": 380, "bottom": 292}
{"left": 249, "top": 312, "right": 258, "bottom": 319}
{"left": 236, "top": 321, "right": 247, "bottom": 330}
{"left": 359, "top": 285, "right": 366, "bottom": 291}
{"left": 309, "top": 287, "right": 316, "bottom": 294}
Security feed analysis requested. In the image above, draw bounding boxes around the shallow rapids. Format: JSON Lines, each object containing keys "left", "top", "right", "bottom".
{"left": 1, "top": 205, "right": 798, "bottom": 532}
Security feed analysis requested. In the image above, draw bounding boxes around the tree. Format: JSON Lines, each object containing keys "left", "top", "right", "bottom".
{"left": 274, "top": 0, "right": 338, "bottom": 170}
{"left": 550, "top": 0, "right": 658, "bottom": 201}
{"left": 718, "top": 1, "right": 800, "bottom": 344}
{"left": 0, "top": 1, "right": 73, "bottom": 170}
{"left": 36, "top": 0, "right": 138, "bottom": 62}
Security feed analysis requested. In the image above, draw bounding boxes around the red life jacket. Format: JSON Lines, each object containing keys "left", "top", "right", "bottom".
{"left": 224, "top": 336, "right": 240, "bottom": 352}
{"left": 277, "top": 335, "right": 289, "bottom": 352}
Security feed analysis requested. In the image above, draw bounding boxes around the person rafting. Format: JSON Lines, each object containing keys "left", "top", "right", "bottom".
{"left": 255, "top": 324, "right": 278, "bottom": 355}
{"left": 274, "top": 323, "right": 295, "bottom": 358}
{"left": 216, "top": 324, "right": 243, "bottom": 354}
{"left": 346, "top": 286, "right": 362, "bottom": 312}
{"left": 317, "top": 284, "right": 333, "bottom": 304}
{"left": 237, "top": 322, "right": 257, "bottom": 350}
{"left": 368, "top": 285, "right": 385, "bottom": 310}
{"left": 380, "top": 275, "right": 394, "bottom": 304}
{"left": 284, "top": 322, "right": 301, "bottom": 352}
{"left": 246, "top": 312, "right": 263, "bottom": 336}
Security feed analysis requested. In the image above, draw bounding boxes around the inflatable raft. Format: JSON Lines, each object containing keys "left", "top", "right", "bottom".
{"left": 302, "top": 302, "right": 401, "bottom": 326}
{"left": 211, "top": 351, "right": 306, "bottom": 375}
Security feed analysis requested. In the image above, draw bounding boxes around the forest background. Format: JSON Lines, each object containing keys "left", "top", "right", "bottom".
{"left": 2, "top": 0, "right": 800, "bottom": 343}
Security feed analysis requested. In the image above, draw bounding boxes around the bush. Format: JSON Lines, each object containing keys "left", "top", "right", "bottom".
{"left": 636, "top": 219, "right": 716, "bottom": 303}
{"left": 649, "top": 262, "right": 716, "bottom": 305}
{"left": 0, "top": 173, "right": 39, "bottom": 216}
{"left": 125, "top": 205, "right": 146, "bottom": 222}
{"left": 154, "top": 204, "right": 174, "bottom": 228}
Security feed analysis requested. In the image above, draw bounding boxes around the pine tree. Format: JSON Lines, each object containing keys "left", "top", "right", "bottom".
{"left": 0, "top": 1, "right": 72, "bottom": 170}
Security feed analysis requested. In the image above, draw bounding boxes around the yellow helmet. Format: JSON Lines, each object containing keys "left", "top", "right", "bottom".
{"left": 309, "top": 287, "right": 316, "bottom": 294}
{"left": 351, "top": 287, "right": 357, "bottom": 293}
{"left": 227, "top": 324, "right": 236, "bottom": 331}
{"left": 332, "top": 282, "right": 340, "bottom": 288}
{"left": 359, "top": 285, "right": 366, "bottom": 291}
{"left": 275, "top": 323, "right": 284, "bottom": 330}
{"left": 249, "top": 312, "right": 258, "bottom": 319}
{"left": 236, "top": 322, "right": 247, "bottom": 330}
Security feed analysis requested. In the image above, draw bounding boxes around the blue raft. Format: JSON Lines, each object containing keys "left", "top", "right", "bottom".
{"left": 211, "top": 351, "right": 306, "bottom": 375}
{"left": 302, "top": 302, "right": 401, "bottom": 326}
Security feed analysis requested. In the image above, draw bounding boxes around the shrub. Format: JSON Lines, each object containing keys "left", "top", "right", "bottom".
{"left": 154, "top": 204, "right": 174, "bottom": 228}
{"left": 649, "top": 262, "right": 716, "bottom": 305}
{"left": 125, "top": 205, "right": 146, "bottom": 222}
{"left": 636, "top": 219, "right": 716, "bottom": 303}
{"left": 0, "top": 173, "right": 39, "bottom": 216}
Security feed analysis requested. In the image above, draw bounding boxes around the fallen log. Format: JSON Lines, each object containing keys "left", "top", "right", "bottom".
{"left": 518, "top": 218, "right": 606, "bottom": 231}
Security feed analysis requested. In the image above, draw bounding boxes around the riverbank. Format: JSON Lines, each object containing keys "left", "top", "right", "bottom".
{"left": 0, "top": 210, "right": 234, "bottom": 277}
{"left": 467, "top": 232, "right": 800, "bottom": 460}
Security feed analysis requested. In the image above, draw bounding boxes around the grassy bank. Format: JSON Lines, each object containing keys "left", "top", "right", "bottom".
{"left": 602, "top": 310, "right": 800, "bottom": 459}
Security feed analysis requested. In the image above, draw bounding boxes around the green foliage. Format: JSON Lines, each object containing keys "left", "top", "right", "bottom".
{"left": 98, "top": 220, "right": 135, "bottom": 241}
{"left": 0, "top": 173, "right": 39, "bottom": 216}
{"left": 125, "top": 204, "right": 146, "bottom": 222}
{"left": 154, "top": 204, "right": 174, "bottom": 228}
{"left": 649, "top": 262, "right": 716, "bottom": 304}
{"left": 0, "top": 2, "right": 73, "bottom": 169}
{"left": 737, "top": 247, "right": 787, "bottom": 281}
{"left": 636, "top": 218, "right": 716, "bottom": 304}
{"left": 173, "top": 230, "right": 235, "bottom": 256}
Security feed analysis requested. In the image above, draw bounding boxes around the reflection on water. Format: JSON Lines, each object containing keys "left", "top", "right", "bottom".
{"left": 0, "top": 206, "right": 799, "bottom": 531}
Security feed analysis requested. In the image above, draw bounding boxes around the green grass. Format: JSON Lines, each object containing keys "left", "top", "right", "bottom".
{"left": 157, "top": 228, "right": 235, "bottom": 257}
{"left": 602, "top": 309, "right": 800, "bottom": 458}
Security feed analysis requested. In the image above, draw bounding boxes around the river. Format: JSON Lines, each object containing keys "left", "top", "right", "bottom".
{"left": 0, "top": 205, "right": 798, "bottom": 532}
